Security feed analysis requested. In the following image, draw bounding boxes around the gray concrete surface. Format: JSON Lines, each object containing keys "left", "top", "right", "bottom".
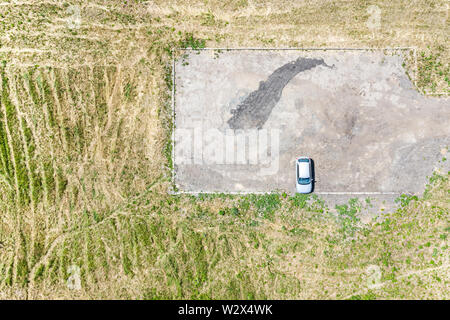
{"left": 173, "top": 49, "right": 449, "bottom": 199}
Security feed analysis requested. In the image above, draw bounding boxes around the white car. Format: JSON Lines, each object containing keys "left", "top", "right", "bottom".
{"left": 296, "top": 157, "right": 313, "bottom": 193}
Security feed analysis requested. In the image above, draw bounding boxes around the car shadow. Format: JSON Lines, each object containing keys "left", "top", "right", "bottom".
{"left": 310, "top": 158, "right": 315, "bottom": 193}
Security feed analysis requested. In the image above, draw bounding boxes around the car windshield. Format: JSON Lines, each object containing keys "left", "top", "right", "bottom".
{"left": 298, "top": 177, "right": 310, "bottom": 185}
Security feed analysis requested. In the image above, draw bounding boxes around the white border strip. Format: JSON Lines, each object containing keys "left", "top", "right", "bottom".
{"left": 315, "top": 192, "right": 399, "bottom": 195}
{"left": 170, "top": 190, "right": 403, "bottom": 196}
{"left": 171, "top": 54, "right": 176, "bottom": 189}
{"left": 177, "top": 47, "right": 416, "bottom": 51}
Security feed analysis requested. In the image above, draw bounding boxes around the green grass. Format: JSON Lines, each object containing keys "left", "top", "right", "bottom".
{"left": 417, "top": 45, "right": 450, "bottom": 93}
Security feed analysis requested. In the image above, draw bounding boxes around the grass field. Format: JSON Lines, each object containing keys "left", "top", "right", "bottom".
{"left": 0, "top": 0, "right": 448, "bottom": 299}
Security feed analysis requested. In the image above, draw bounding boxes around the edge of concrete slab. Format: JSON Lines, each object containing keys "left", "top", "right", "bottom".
{"left": 169, "top": 47, "right": 417, "bottom": 195}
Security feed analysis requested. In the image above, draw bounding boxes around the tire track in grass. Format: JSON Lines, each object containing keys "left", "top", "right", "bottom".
{"left": 47, "top": 68, "right": 71, "bottom": 219}
{"left": 0, "top": 67, "right": 31, "bottom": 289}
{"left": 0, "top": 69, "right": 22, "bottom": 205}
{"left": 36, "top": 69, "right": 59, "bottom": 203}
{"left": 0, "top": 72, "right": 14, "bottom": 195}
{"left": 20, "top": 69, "right": 55, "bottom": 263}
{"left": 17, "top": 70, "right": 53, "bottom": 252}
{"left": 36, "top": 69, "right": 70, "bottom": 265}
{"left": 8, "top": 70, "right": 38, "bottom": 272}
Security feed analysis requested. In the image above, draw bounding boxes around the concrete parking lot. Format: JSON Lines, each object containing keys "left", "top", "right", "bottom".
{"left": 173, "top": 49, "right": 449, "bottom": 196}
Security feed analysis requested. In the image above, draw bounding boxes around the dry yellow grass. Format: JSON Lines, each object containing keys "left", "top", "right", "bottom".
{"left": 0, "top": 0, "right": 448, "bottom": 299}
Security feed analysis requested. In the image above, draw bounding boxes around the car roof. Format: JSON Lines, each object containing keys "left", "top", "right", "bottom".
{"left": 297, "top": 161, "right": 310, "bottom": 178}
